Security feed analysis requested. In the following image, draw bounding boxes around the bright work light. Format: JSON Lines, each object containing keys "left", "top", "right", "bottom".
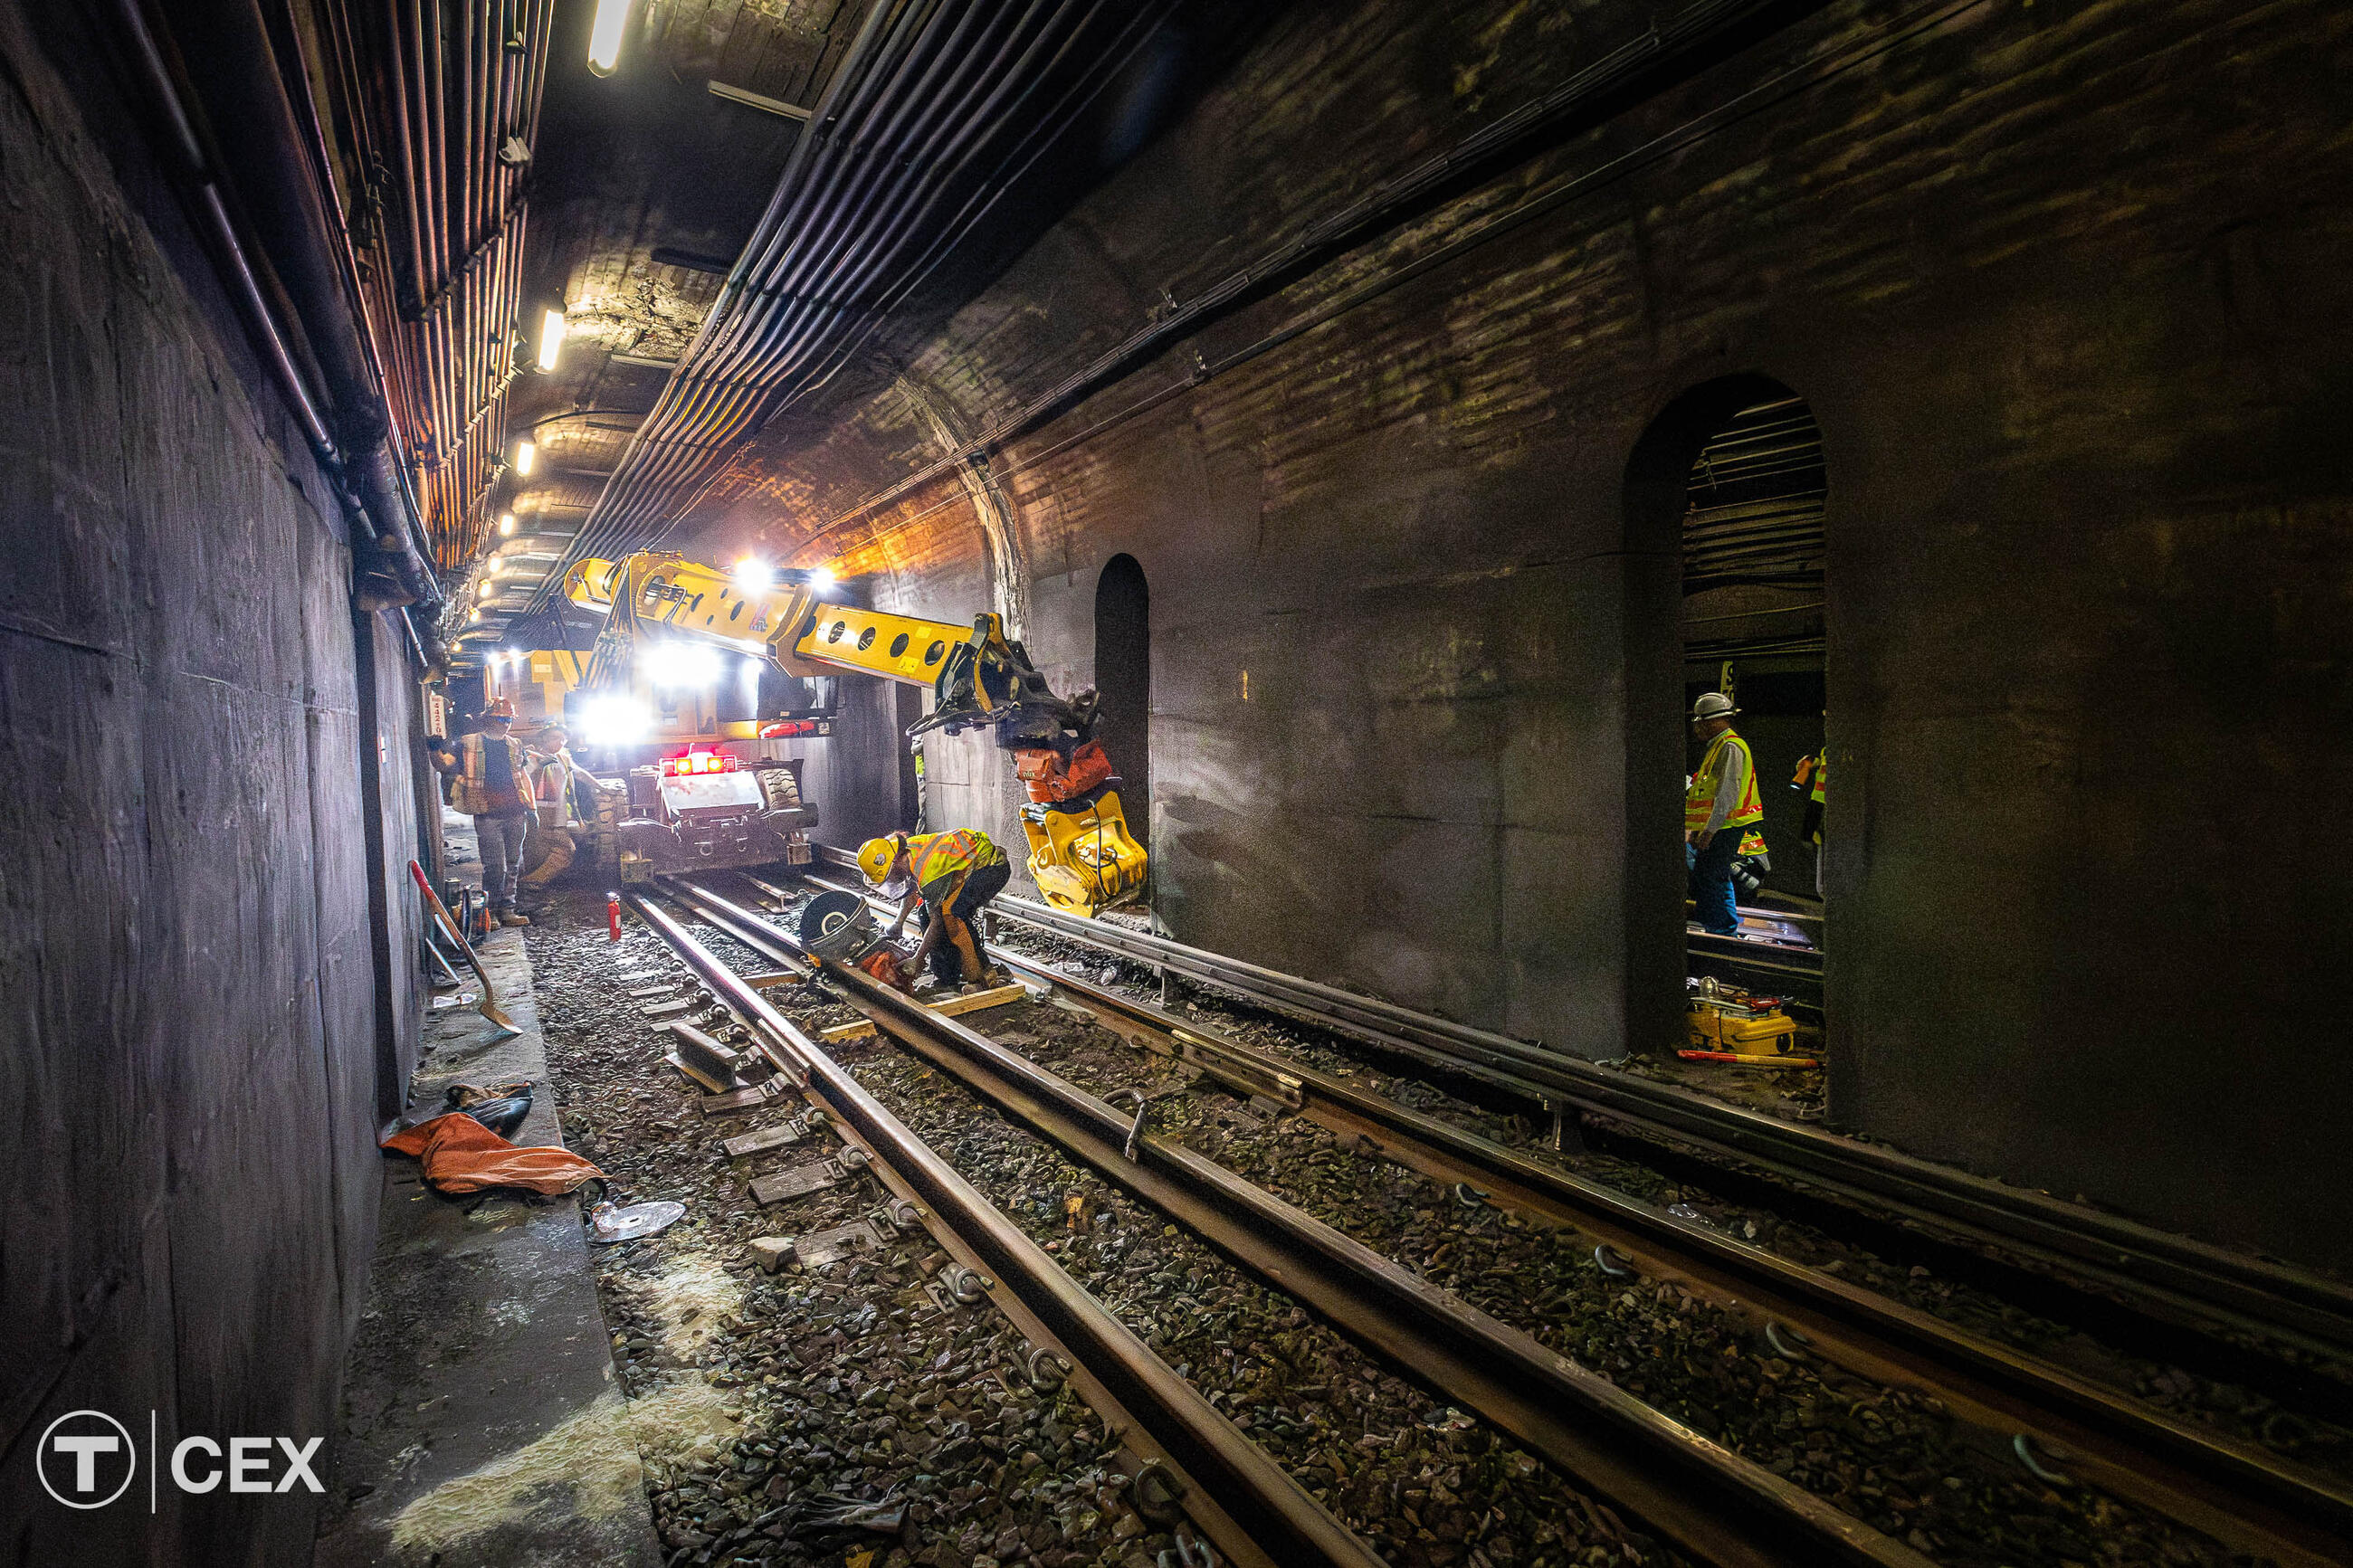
{"left": 582, "top": 694, "right": 649, "bottom": 746}
{"left": 587, "top": 0, "right": 631, "bottom": 75}
{"left": 513, "top": 439, "right": 536, "bottom": 475}
{"left": 644, "top": 642, "right": 719, "bottom": 688}
{"left": 537, "top": 308, "right": 566, "bottom": 372}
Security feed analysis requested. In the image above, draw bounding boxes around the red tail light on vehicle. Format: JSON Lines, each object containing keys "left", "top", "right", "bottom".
{"left": 661, "top": 746, "right": 736, "bottom": 776}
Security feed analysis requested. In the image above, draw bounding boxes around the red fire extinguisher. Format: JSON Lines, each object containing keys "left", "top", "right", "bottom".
{"left": 607, "top": 892, "right": 623, "bottom": 942}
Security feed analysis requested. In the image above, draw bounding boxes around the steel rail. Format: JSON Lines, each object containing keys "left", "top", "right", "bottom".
{"left": 975, "top": 889, "right": 2353, "bottom": 1359}
{"left": 764, "top": 867, "right": 2353, "bottom": 1561}
{"left": 661, "top": 878, "right": 1934, "bottom": 1568}
{"left": 624, "top": 892, "right": 1386, "bottom": 1568}
{"left": 1005, "top": 955, "right": 2353, "bottom": 1568}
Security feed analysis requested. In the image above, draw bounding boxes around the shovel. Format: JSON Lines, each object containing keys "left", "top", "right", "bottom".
{"left": 408, "top": 860, "right": 522, "bottom": 1038}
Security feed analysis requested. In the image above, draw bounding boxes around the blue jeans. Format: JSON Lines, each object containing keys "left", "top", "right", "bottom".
{"left": 1688, "top": 828, "right": 1742, "bottom": 936}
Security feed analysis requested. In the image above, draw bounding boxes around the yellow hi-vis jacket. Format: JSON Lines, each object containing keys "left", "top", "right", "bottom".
{"left": 1686, "top": 730, "right": 1766, "bottom": 853}
{"left": 906, "top": 828, "right": 1008, "bottom": 897}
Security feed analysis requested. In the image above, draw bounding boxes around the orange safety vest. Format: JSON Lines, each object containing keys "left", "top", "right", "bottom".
{"left": 451, "top": 732, "right": 536, "bottom": 816}
{"left": 1686, "top": 730, "right": 1765, "bottom": 846}
{"left": 906, "top": 828, "right": 1007, "bottom": 893}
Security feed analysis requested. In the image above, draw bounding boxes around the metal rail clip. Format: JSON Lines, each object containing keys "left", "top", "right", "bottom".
{"left": 1105, "top": 1088, "right": 1151, "bottom": 1161}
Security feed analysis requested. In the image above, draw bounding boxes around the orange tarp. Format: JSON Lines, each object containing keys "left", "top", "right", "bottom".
{"left": 381, "top": 1112, "right": 605, "bottom": 1195}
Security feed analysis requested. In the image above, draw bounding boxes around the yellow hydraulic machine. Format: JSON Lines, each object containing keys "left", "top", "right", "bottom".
{"left": 561, "top": 551, "right": 1146, "bottom": 917}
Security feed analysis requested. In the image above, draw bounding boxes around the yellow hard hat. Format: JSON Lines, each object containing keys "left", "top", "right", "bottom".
{"left": 856, "top": 835, "right": 903, "bottom": 885}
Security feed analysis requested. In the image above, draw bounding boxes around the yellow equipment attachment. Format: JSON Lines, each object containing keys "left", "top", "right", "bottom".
{"left": 1020, "top": 791, "right": 1147, "bottom": 918}
{"left": 562, "top": 550, "right": 1149, "bottom": 915}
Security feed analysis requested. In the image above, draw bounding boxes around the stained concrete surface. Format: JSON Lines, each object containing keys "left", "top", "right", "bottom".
{"left": 315, "top": 814, "right": 659, "bottom": 1567}
{"left": 676, "top": 0, "right": 2353, "bottom": 1274}
{"left": 0, "top": 2, "right": 424, "bottom": 1560}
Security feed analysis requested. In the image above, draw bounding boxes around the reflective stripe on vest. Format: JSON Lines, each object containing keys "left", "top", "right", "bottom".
{"left": 457, "top": 733, "right": 535, "bottom": 811}
{"left": 1684, "top": 731, "right": 1764, "bottom": 832}
{"left": 907, "top": 828, "right": 1005, "bottom": 889}
{"left": 1810, "top": 754, "right": 1826, "bottom": 805}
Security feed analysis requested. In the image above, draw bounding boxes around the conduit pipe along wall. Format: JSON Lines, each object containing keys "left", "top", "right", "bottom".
{"left": 527, "top": 0, "right": 1182, "bottom": 608}
{"left": 309, "top": 0, "right": 557, "bottom": 573}
{"left": 110, "top": 0, "right": 443, "bottom": 613}
{"left": 114, "top": 0, "right": 440, "bottom": 614}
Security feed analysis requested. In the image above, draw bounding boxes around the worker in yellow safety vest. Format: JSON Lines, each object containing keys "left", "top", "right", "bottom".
{"left": 1794, "top": 747, "right": 1826, "bottom": 897}
{"left": 1685, "top": 691, "right": 1765, "bottom": 936}
{"left": 858, "top": 828, "right": 1013, "bottom": 989}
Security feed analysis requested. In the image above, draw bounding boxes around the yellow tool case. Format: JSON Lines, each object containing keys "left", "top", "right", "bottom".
{"left": 1686, "top": 976, "right": 1798, "bottom": 1053}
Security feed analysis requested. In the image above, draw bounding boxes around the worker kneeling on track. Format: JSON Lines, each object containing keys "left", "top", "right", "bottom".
{"left": 858, "top": 829, "right": 1012, "bottom": 990}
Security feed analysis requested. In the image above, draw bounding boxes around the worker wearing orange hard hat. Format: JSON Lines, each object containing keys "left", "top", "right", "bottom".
{"left": 858, "top": 828, "right": 1011, "bottom": 989}
{"left": 433, "top": 698, "right": 537, "bottom": 927}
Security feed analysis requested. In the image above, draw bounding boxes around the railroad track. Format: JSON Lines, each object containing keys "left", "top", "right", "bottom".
{"left": 653, "top": 873, "right": 2353, "bottom": 1568}
{"left": 918, "top": 868, "right": 2353, "bottom": 1383}
{"left": 626, "top": 891, "right": 1382, "bottom": 1568}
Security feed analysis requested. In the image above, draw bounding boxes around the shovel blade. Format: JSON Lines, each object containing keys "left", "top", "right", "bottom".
{"left": 477, "top": 998, "right": 523, "bottom": 1039}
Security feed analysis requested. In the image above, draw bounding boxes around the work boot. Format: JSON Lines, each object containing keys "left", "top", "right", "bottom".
{"left": 499, "top": 909, "right": 531, "bottom": 927}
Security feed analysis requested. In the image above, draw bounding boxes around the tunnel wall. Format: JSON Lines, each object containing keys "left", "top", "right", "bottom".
{"left": 0, "top": 3, "right": 425, "bottom": 1559}
{"left": 691, "top": 0, "right": 2353, "bottom": 1269}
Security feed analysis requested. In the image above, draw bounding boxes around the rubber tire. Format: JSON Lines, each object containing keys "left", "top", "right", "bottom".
{"left": 588, "top": 782, "right": 624, "bottom": 870}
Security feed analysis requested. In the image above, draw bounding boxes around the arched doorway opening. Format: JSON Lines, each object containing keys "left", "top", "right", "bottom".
{"left": 1093, "top": 555, "right": 1151, "bottom": 854}
{"left": 1626, "top": 375, "right": 1828, "bottom": 1069}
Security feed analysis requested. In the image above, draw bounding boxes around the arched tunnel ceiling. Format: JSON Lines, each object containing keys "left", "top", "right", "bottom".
{"left": 622, "top": 0, "right": 1691, "bottom": 598}
{"left": 460, "top": 0, "right": 1270, "bottom": 663}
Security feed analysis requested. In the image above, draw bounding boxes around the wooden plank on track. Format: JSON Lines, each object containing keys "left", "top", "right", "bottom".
{"left": 822, "top": 983, "right": 1027, "bottom": 1041}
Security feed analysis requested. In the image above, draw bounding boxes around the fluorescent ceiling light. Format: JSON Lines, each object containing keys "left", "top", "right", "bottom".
{"left": 514, "top": 439, "right": 537, "bottom": 476}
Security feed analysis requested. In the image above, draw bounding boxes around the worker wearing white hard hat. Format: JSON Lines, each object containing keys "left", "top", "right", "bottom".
{"left": 1685, "top": 690, "right": 1766, "bottom": 937}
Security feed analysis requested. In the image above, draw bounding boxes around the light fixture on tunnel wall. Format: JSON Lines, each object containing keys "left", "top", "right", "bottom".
{"left": 499, "top": 512, "right": 517, "bottom": 537}
{"left": 477, "top": 580, "right": 494, "bottom": 599}
{"left": 587, "top": 0, "right": 632, "bottom": 75}
{"left": 513, "top": 439, "right": 537, "bottom": 476}
{"left": 537, "top": 308, "right": 566, "bottom": 373}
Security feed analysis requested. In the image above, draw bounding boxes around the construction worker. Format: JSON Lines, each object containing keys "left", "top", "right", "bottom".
{"left": 433, "top": 698, "right": 536, "bottom": 927}
{"left": 518, "top": 726, "right": 600, "bottom": 909}
{"left": 857, "top": 828, "right": 1012, "bottom": 989}
{"left": 1685, "top": 691, "right": 1765, "bottom": 937}
{"left": 1794, "top": 746, "right": 1826, "bottom": 897}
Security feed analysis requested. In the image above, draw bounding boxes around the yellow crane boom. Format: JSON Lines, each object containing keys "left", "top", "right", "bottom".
{"left": 561, "top": 552, "right": 1145, "bottom": 915}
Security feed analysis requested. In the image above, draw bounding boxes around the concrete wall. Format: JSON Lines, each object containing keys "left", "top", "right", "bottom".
{"left": 0, "top": 2, "right": 425, "bottom": 1559}
{"left": 680, "top": 0, "right": 2353, "bottom": 1270}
